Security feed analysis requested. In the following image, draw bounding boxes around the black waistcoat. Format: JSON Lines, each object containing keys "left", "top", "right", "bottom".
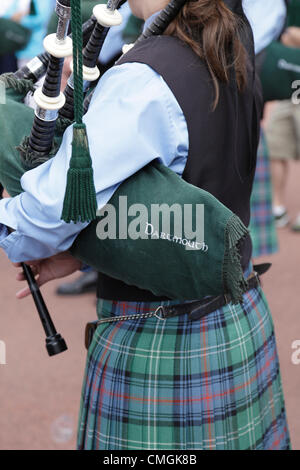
{"left": 97, "top": 34, "right": 262, "bottom": 301}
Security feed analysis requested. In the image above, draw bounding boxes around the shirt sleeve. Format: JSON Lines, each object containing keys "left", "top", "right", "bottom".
{"left": 242, "top": 0, "right": 287, "bottom": 53}
{"left": 0, "top": 62, "right": 188, "bottom": 263}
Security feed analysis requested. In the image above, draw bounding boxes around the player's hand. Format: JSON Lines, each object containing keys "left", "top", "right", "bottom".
{"left": 13, "top": 252, "right": 83, "bottom": 299}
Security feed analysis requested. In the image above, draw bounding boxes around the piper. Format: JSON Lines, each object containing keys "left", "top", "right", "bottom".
{"left": 0, "top": 0, "right": 291, "bottom": 450}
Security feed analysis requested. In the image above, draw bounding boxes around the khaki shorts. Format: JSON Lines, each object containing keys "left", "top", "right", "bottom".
{"left": 265, "top": 100, "right": 300, "bottom": 161}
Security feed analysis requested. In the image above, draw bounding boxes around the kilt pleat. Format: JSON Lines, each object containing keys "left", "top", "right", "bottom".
{"left": 77, "top": 286, "right": 290, "bottom": 450}
{"left": 250, "top": 131, "right": 278, "bottom": 258}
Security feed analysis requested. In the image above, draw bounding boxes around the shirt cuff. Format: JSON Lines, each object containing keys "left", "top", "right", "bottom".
{"left": 0, "top": 198, "right": 18, "bottom": 232}
{"left": 0, "top": 198, "right": 20, "bottom": 261}
{"left": 0, "top": 223, "right": 9, "bottom": 242}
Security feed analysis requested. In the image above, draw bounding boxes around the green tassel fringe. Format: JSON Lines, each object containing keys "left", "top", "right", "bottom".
{"left": 61, "top": 123, "right": 97, "bottom": 223}
{"left": 16, "top": 135, "right": 58, "bottom": 170}
{"left": 17, "top": 120, "right": 74, "bottom": 171}
{"left": 223, "top": 215, "right": 249, "bottom": 304}
{"left": 0, "top": 73, "right": 35, "bottom": 96}
{"left": 56, "top": 117, "right": 73, "bottom": 135}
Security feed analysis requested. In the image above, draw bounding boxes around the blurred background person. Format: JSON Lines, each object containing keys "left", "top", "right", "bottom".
{"left": 243, "top": 0, "right": 287, "bottom": 56}
{"left": 243, "top": 0, "right": 287, "bottom": 259}
{"left": 263, "top": 0, "right": 300, "bottom": 231}
{"left": 15, "top": 0, "right": 53, "bottom": 69}
{"left": 0, "top": 0, "right": 31, "bottom": 73}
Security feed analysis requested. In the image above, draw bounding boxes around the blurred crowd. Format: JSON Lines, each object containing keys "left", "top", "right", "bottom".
{"left": 0, "top": 0, "right": 53, "bottom": 73}
{"left": 0, "top": 0, "right": 300, "bottom": 295}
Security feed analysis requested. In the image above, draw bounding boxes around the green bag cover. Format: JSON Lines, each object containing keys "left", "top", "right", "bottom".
{"left": 0, "top": 18, "right": 32, "bottom": 55}
{"left": 0, "top": 86, "right": 34, "bottom": 197}
{"left": 0, "top": 76, "right": 64, "bottom": 196}
{"left": 71, "top": 162, "right": 248, "bottom": 302}
{"left": 0, "top": 79, "right": 249, "bottom": 303}
{"left": 260, "top": 41, "right": 300, "bottom": 102}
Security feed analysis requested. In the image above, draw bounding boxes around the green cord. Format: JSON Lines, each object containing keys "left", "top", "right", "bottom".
{"left": 71, "top": 0, "right": 84, "bottom": 124}
{"left": 61, "top": 0, "right": 98, "bottom": 223}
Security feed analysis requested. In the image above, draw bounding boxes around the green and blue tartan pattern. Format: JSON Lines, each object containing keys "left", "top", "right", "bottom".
{"left": 250, "top": 131, "right": 278, "bottom": 258}
{"left": 77, "top": 284, "right": 290, "bottom": 450}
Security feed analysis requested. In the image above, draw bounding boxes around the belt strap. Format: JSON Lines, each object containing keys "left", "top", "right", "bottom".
{"left": 95, "top": 270, "right": 262, "bottom": 326}
{"left": 85, "top": 263, "right": 272, "bottom": 350}
{"left": 162, "top": 271, "right": 260, "bottom": 321}
{"left": 85, "top": 270, "right": 263, "bottom": 349}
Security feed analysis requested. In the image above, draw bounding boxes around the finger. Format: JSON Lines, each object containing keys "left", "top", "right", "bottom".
{"left": 27, "top": 265, "right": 39, "bottom": 276}
{"left": 36, "top": 271, "right": 51, "bottom": 289}
{"left": 16, "top": 272, "right": 26, "bottom": 281}
{"left": 16, "top": 287, "right": 31, "bottom": 299}
{"left": 16, "top": 265, "right": 39, "bottom": 280}
{"left": 13, "top": 261, "right": 40, "bottom": 268}
{"left": 25, "top": 260, "right": 41, "bottom": 267}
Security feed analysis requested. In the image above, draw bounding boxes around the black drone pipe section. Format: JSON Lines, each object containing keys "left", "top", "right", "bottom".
{"left": 14, "top": 16, "right": 97, "bottom": 82}
{"left": 136, "top": 0, "right": 188, "bottom": 42}
{"left": 0, "top": 190, "right": 67, "bottom": 357}
{"left": 59, "top": 22, "right": 110, "bottom": 120}
{"left": 22, "top": 263, "right": 68, "bottom": 356}
{"left": 27, "top": 0, "right": 72, "bottom": 157}
{"left": 60, "top": 0, "right": 126, "bottom": 120}
{"left": 28, "top": 56, "right": 65, "bottom": 155}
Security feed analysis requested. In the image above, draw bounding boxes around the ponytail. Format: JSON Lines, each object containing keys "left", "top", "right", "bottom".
{"left": 166, "top": 0, "right": 247, "bottom": 109}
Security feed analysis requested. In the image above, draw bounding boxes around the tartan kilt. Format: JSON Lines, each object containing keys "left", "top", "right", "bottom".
{"left": 250, "top": 131, "right": 278, "bottom": 258}
{"left": 77, "top": 286, "right": 290, "bottom": 450}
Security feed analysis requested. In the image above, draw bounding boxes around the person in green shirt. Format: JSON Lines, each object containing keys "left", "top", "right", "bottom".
{"left": 264, "top": 0, "right": 300, "bottom": 231}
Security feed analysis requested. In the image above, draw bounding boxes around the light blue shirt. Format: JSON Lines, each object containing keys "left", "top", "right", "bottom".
{"left": 242, "top": 0, "right": 287, "bottom": 54}
{"left": 0, "top": 61, "right": 189, "bottom": 262}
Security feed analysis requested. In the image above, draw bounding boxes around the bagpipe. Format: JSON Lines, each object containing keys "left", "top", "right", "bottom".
{"left": 0, "top": 0, "right": 250, "bottom": 357}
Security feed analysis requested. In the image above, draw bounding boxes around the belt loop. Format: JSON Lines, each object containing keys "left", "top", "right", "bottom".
{"left": 254, "top": 271, "right": 261, "bottom": 286}
{"left": 154, "top": 306, "right": 165, "bottom": 320}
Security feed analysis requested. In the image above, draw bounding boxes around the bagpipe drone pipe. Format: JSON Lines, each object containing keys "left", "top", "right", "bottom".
{"left": 0, "top": 0, "right": 250, "bottom": 356}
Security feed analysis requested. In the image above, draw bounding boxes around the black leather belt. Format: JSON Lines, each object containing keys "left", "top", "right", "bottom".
{"left": 161, "top": 270, "right": 261, "bottom": 322}
{"left": 85, "top": 263, "right": 270, "bottom": 349}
